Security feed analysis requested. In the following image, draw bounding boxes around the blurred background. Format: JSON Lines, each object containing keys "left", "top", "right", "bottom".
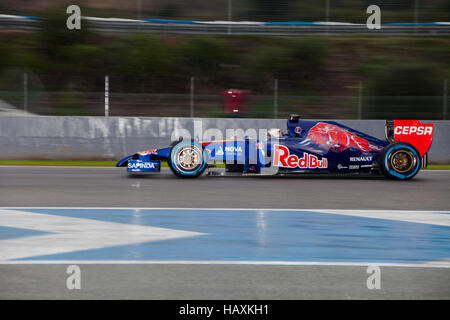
{"left": 0, "top": 0, "right": 449, "bottom": 119}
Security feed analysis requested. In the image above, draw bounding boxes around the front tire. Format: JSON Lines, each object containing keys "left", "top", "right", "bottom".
{"left": 380, "top": 143, "right": 421, "bottom": 180}
{"left": 168, "top": 141, "right": 207, "bottom": 178}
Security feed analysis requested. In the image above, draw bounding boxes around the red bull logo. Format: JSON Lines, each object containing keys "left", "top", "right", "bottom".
{"left": 273, "top": 144, "right": 327, "bottom": 169}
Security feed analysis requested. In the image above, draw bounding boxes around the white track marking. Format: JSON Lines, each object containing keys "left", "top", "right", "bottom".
{"left": 1, "top": 207, "right": 448, "bottom": 226}
{"left": 0, "top": 209, "right": 205, "bottom": 261}
{"left": 0, "top": 260, "right": 448, "bottom": 268}
{"left": 308, "top": 209, "right": 450, "bottom": 227}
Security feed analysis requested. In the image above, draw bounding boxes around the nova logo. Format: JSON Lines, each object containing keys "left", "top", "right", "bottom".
{"left": 128, "top": 162, "right": 156, "bottom": 169}
{"left": 394, "top": 126, "right": 433, "bottom": 136}
{"left": 225, "top": 146, "right": 242, "bottom": 153}
{"left": 273, "top": 144, "right": 327, "bottom": 169}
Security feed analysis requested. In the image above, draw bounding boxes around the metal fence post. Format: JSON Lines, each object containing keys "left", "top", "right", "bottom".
{"left": 137, "top": 0, "right": 141, "bottom": 20}
{"left": 228, "top": 0, "right": 232, "bottom": 35}
{"left": 358, "top": 81, "right": 362, "bottom": 119}
{"left": 414, "top": 0, "right": 419, "bottom": 34}
{"left": 105, "top": 75, "right": 109, "bottom": 117}
{"left": 444, "top": 79, "right": 448, "bottom": 120}
{"left": 23, "top": 73, "right": 28, "bottom": 112}
{"left": 274, "top": 79, "right": 278, "bottom": 119}
{"left": 190, "top": 77, "right": 195, "bottom": 118}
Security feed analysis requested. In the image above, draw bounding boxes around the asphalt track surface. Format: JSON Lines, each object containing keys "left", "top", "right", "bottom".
{"left": 0, "top": 166, "right": 449, "bottom": 300}
{"left": 0, "top": 166, "right": 449, "bottom": 210}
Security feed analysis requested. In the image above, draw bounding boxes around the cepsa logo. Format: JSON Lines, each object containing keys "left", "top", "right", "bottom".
{"left": 393, "top": 120, "right": 434, "bottom": 157}
{"left": 394, "top": 126, "right": 433, "bottom": 135}
{"left": 273, "top": 144, "right": 327, "bottom": 169}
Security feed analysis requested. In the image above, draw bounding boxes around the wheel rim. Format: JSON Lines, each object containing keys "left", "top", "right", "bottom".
{"left": 390, "top": 150, "right": 415, "bottom": 173}
{"left": 174, "top": 145, "right": 202, "bottom": 171}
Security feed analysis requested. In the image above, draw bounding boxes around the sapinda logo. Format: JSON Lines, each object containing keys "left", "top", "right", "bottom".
{"left": 273, "top": 144, "right": 327, "bottom": 169}
{"left": 394, "top": 126, "right": 433, "bottom": 135}
{"left": 128, "top": 162, "right": 156, "bottom": 169}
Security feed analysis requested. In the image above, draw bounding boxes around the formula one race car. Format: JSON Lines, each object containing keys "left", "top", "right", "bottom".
{"left": 116, "top": 115, "right": 434, "bottom": 180}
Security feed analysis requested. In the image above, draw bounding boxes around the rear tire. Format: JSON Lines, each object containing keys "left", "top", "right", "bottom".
{"left": 168, "top": 141, "right": 207, "bottom": 178}
{"left": 380, "top": 143, "right": 421, "bottom": 180}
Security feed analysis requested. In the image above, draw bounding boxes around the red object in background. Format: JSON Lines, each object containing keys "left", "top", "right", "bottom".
{"left": 222, "top": 89, "right": 249, "bottom": 114}
{"left": 393, "top": 120, "right": 434, "bottom": 157}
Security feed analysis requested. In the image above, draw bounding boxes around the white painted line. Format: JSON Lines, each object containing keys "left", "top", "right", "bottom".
{"left": 0, "top": 209, "right": 205, "bottom": 261}
{"left": 0, "top": 260, "right": 448, "bottom": 268}
{"left": 308, "top": 209, "right": 450, "bottom": 227}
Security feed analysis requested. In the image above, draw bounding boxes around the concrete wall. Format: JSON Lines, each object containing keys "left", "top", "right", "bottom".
{"left": 0, "top": 116, "right": 449, "bottom": 164}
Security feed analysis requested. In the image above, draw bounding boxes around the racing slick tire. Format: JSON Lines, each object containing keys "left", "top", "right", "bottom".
{"left": 380, "top": 142, "right": 421, "bottom": 180}
{"left": 168, "top": 141, "right": 207, "bottom": 178}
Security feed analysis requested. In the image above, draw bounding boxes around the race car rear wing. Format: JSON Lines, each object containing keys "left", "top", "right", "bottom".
{"left": 385, "top": 120, "right": 434, "bottom": 168}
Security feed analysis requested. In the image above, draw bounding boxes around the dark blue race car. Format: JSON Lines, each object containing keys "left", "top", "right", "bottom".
{"left": 116, "top": 115, "right": 434, "bottom": 180}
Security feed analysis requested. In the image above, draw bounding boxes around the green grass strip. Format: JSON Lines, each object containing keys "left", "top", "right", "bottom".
{"left": 425, "top": 164, "right": 450, "bottom": 170}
